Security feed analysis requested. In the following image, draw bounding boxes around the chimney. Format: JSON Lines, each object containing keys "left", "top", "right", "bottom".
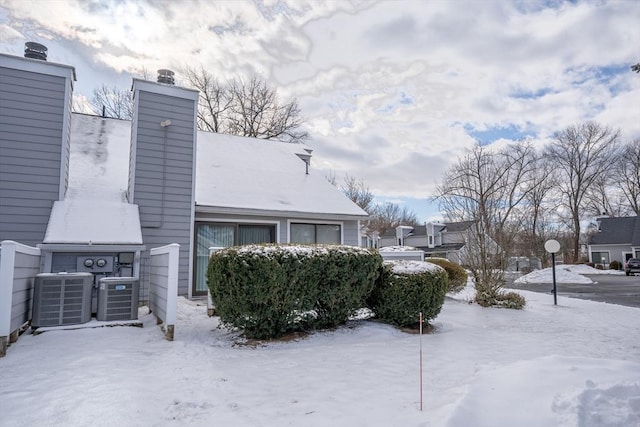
{"left": 157, "top": 69, "right": 175, "bottom": 85}
{"left": 24, "top": 42, "right": 47, "bottom": 61}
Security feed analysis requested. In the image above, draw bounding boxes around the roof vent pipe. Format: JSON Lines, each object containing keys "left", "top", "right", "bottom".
{"left": 157, "top": 69, "right": 175, "bottom": 85}
{"left": 24, "top": 42, "right": 47, "bottom": 61}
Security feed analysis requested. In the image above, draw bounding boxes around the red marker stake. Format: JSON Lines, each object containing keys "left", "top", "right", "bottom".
{"left": 419, "top": 312, "right": 423, "bottom": 412}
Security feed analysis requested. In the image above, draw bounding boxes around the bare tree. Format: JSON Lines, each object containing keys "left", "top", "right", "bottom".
{"left": 226, "top": 76, "right": 308, "bottom": 143}
{"left": 368, "top": 202, "right": 419, "bottom": 236}
{"left": 518, "top": 154, "right": 559, "bottom": 261}
{"left": 544, "top": 122, "right": 621, "bottom": 261}
{"left": 181, "top": 68, "right": 309, "bottom": 143}
{"left": 616, "top": 138, "right": 640, "bottom": 215}
{"left": 341, "top": 174, "right": 374, "bottom": 213}
{"left": 436, "top": 141, "right": 536, "bottom": 298}
{"left": 182, "top": 66, "right": 232, "bottom": 133}
{"left": 90, "top": 84, "right": 133, "bottom": 119}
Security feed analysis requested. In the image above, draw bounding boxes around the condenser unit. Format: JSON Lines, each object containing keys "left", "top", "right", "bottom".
{"left": 97, "top": 277, "right": 139, "bottom": 321}
{"left": 32, "top": 273, "right": 93, "bottom": 327}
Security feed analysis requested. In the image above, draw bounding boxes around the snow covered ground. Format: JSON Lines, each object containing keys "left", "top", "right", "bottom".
{"left": 1, "top": 286, "right": 639, "bottom": 427}
{"left": 515, "top": 264, "right": 626, "bottom": 284}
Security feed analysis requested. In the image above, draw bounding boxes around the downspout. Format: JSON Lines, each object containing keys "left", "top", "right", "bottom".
{"left": 149, "top": 119, "right": 171, "bottom": 229}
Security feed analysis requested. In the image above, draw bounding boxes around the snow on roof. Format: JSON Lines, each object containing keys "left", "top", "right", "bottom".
{"left": 44, "top": 114, "right": 142, "bottom": 245}
{"left": 44, "top": 113, "right": 366, "bottom": 244}
{"left": 195, "top": 131, "right": 368, "bottom": 218}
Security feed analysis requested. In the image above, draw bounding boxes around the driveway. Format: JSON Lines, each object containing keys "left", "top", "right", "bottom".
{"left": 505, "top": 274, "right": 640, "bottom": 308}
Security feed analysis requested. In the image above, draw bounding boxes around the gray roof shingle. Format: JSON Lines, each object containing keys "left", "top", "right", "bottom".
{"left": 589, "top": 216, "right": 639, "bottom": 245}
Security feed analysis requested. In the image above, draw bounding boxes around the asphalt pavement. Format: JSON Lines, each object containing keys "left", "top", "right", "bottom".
{"left": 505, "top": 273, "right": 640, "bottom": 308}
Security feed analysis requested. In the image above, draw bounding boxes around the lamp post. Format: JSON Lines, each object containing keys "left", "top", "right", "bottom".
{"left": 544, "top": 239, "right": 561, "bottom": 305}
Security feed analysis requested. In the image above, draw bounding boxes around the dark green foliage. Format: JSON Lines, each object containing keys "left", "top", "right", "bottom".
{"left": 368, "top": 261, "right": 447, "bottom": 328}
{"left": 476, "top": 290, "right": 526, "bottom": 309}
{"left": 207, "top": 245, "right": 382, "bottom": 339}
{"left": 425, "top": 258, "right": 467, "bottom": 293}
{"left": 609, "top": 260, "right": 622, "bottom": 270}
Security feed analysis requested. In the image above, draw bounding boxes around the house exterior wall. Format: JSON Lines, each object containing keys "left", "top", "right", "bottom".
{"left": 0, "top": 55, "right": 74, "bottom": 246}
{"left": 129, "top": 80, "right": 198, "bottom": 297}
{"left": 195, "top": 211, "right": 361, "bottom": 246}
{"left": 193, "top": 211, "right": 362, "bottom": 295}
{"left": 588, "top": 244, "right": 634, "bottom": 265}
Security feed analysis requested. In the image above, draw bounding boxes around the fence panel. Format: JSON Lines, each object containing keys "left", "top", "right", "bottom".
{"left": 149, "top": 243, "right": 179, "bottom": 341}
{"left": 0, "top": 240, "right": 41, "bottom": 357}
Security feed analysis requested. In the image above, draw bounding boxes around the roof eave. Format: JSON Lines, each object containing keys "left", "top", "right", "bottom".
{"left": 195, "top": 204, "right": 369, "bottom": 221}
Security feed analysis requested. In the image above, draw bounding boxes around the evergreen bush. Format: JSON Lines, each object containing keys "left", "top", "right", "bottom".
{"left": 207, "top": 244, "right": 382, "bottom": 339}
{"left": 476, "top": 290, "right": 526, "bottom": 309}
{"left": 368, "top": 260, "right": 447, "bottom": 328}
{"left": 425, "top": 258, "right": 467, "bottom": 293}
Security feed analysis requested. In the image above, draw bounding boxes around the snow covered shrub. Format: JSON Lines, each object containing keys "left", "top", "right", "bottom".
{"left": 476, "top": 290, "right": 526, "bottom": 309}
{"left": 424, "top": 258, "right": 467, "bottom": 293}
{"left": 207, "top": 245, "right": 382, "bottom": 339}
{"left": 367, "top": 261, "right": 447, "bottom": 328}
{"left": 309, "top": 247, "right": 383, "bottom": 329}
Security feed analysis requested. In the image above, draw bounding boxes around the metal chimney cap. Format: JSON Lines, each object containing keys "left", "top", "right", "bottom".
{"left": 24, "top": 41, "right": 48, "bottom": 61}
{"left": 157, "top": 69, "right": 175, "bottom": 85}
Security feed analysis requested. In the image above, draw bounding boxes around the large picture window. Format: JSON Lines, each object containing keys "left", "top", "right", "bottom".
{"left": 194, "top": 222, "right": 276, "bottom": 294}
{"left": 290, "top": 223, "right": 341, "bottom": 244}
{"left": 591, "top": 251, "right": 610, "bottom": 265}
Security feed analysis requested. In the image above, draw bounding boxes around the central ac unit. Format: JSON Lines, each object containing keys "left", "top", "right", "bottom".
{"left": 97, "top": 277, "right": 140, "bottom": 321}
{"left": 32, "top": 273, "right": 93, "bottom": 327}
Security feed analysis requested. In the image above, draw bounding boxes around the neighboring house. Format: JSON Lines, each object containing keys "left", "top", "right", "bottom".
{"left": 0, "top": 46, "right": 367, "bottom": 298}
{"left": 588, "top": 216, "right": 640, "bottom": 266}
{"left": 378, "top": 221, "right": 475, "bottom": 264}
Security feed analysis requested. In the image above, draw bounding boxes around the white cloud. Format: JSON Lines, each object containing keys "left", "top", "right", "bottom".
{"left": 1, "top": 0, "right": 638, "bottom": 219}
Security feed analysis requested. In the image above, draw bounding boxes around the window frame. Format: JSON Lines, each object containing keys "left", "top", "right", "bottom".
{"left": 287, "top": 220, "right": 344, "bottom": 244}
{"left": 192, "top": 220, "right": 279, "bottom": 296}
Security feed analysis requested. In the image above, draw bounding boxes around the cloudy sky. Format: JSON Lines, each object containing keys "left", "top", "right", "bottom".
{"left": 1, "top": 0, "right": 639, "bottom": 221}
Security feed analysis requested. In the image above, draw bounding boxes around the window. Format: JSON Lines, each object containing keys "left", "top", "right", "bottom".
{"left": 194, "top": 223, "right": 276, "bottom": 294}
{"left": 290, "top": 223, "right": 341, "bottom": 244}
{"left": 591, "top": 251, "right": 609, "bottom": 264}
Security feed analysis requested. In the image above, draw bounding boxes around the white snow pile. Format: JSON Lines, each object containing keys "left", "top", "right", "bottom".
{"left": 514, "top": 263, "right": 624, "bottom": 285}
{"left": 515, "top": 266, "right": 594, "bottom": 284}
{"left": 379, "top": 245, "right": 420, "bottom": 252}
{"left": 2, "top": 288, "right": 638, "bottom": 427}
{"left": 566, "top": 264, "right": 625, "bottom": 276}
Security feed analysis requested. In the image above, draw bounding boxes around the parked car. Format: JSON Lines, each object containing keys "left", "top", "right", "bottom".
{"left": 625, "top": 258, "right": 640, "bottom": 276}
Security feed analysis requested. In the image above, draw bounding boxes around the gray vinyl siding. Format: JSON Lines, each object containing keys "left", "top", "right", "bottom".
{"left": 0, "top": 65, "right": 70, "bottom": 246}
{"left": 131, "top": 86, "right": 196, "bottom": 296}
{"left": 342, "top": 220, "right": 360, "bottom": 246}
{"left": 589, "top": 244, "right": 632, "bottom": 265}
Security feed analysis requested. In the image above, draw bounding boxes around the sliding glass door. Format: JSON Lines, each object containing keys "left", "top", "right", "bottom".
{"left": 193, "top": 223, "right": 276, "bottom": 295}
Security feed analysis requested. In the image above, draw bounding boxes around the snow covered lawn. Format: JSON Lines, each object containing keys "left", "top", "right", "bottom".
{"left": 1, "top": 288, "right": 638, "bottom": 427}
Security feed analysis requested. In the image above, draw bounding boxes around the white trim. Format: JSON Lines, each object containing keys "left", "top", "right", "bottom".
{"left": 195, "top": 218, "right": 281, "bottom": 243}
{"left": 287, "top": 219, "right": 344, "bottom": 244}
{"left": 127, "top": 87, "right": 140, "bottom": 202}
{"left": 0, "top": 53, "right": 76, "bottom": 81}
{"left": 195, "top": 205, "right": 368, "bottom": 221}
{"left": 132, "top": 78, "right": 199, "bottom": 101}
{"left": 59, "top": 76, "right": 73, "bottom": 200}
{"left": 37, "top": 244, "right": 146, "bottom": 252}
{"left": 187, "top": 97, "right": 198, "bottom": 300}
